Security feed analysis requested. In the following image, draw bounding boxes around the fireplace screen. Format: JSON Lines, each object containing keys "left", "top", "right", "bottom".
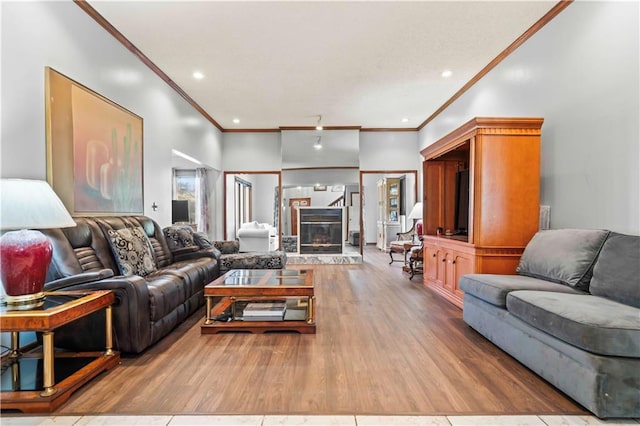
{"left": 298, "top": 207, "right": 343, "bottom": 254}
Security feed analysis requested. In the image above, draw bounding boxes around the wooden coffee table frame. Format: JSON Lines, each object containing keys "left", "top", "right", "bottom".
{"left": 0, "top": 290, "right": 120, "bottom": 413}
{"left": 201, "top": 269, "right": 315, "bottom": 334}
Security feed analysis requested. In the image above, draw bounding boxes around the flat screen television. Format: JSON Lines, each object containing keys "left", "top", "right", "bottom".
{"left": 454, "top": 169, "right": 469, "bottom": 235}
{"left": 172, "top": 200, "right": 190, "bottom": 223}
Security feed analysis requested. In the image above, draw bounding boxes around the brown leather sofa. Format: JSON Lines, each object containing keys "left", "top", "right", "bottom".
{"left": 42, "top": 216, "right": 219, "bottom": 353}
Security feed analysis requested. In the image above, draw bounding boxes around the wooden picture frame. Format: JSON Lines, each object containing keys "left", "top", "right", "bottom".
{"left": 45, "top": 67, "right": 144, "bottom": 215}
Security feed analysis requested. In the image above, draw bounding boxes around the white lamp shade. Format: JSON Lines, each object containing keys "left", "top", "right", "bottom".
{"left": 0, "top": 179, "right": 76, "bottom": 230}
{"left": 407, "top": 202, "right": 423, "bottom": 220}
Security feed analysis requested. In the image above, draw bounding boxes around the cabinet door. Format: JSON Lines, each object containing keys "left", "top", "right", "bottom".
{"left": 452, "top": 251, "right": 474, "bottom": 300}
{"left": 376, "top": 222, "right": 383, "bottom": 250}
{"left": 424, "top": 162, "right": 444, "bottom": 235}
{"left": 424, "top": 244, "right": 439, "bottom": 281}
{"left": 443, "top": 250, "right": 456, "bottom": 291}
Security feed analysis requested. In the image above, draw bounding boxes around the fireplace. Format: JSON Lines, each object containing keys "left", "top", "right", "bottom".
{"left": 298, "top": 207, "right": 343, "bottom": 254}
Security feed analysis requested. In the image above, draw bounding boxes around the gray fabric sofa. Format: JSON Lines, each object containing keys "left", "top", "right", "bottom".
{"left": 460, "top": 229, "right": 639, "bottom": 418}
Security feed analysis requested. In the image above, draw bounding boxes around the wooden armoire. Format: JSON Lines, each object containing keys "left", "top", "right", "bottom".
{"left": 420, "top": 117, "right": 543, "bottom": 308}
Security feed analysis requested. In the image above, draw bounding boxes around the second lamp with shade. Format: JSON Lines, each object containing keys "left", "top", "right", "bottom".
{"left": 407, "top": 201, "right": 423, "bottom": 240}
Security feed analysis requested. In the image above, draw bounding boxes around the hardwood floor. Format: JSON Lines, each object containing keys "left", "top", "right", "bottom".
{"left": 56, "top": 246, "right": 587, "bottom": 416}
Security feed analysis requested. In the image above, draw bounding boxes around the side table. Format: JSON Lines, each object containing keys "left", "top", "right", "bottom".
{"left": 1, "top": 290, "right": 120, "bottom": 413}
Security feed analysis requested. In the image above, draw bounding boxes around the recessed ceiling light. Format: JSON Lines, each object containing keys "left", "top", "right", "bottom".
{"left": 232, "top": 118, "right": 240, "bottom": 124}
{"left": 441, "top": 70, "right": 453, "bottom": 78}
{"left": 401, "top": 118, "right": 409, "bottom": 123}
{"left": 192, "top": 71, "right": 204, "bottom": 80}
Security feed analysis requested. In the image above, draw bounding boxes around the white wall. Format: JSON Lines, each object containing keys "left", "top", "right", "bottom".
{"left": 222, "top": 132, "right": 282, "bottom": 170}
{"left": 419, "top": 1, "right": 639, "bottom": 234}
{"left": 1, "top": 1, "right": 223, "bottom": 228}
{"left": 359, "top": 131, "right": 421, "bottom": 173}
{"left": 252, "top": 173, "right": 279, "bottom": 226}
{"left": 282, "top": 130, "right": 359, "bottom": 168}
{"left": 282, "top": 169, "right": 359, "bottom": 187}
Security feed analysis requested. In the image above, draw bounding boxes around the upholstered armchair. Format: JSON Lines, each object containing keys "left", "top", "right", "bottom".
{"left": 237, "top": 221, "right": 278, "bottom": 252}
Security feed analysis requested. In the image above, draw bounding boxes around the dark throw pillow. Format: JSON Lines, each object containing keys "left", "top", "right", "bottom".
{"left": 163, "top": 225, "right": 195, "bottom": 251}
{"left": 107, "top": 226, "right": 157, "bottom": 277}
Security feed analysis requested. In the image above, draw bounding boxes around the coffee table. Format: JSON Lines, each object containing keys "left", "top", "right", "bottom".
{"left": 0, "top": 290, "right": 120, "bottom": 412}
{"left": 201, "top": 269, "right": 315, "bottom": 334}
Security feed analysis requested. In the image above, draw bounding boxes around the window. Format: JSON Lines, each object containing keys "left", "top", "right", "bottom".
{"left": 173, "top": 169, "right": 196, "bottom": 222}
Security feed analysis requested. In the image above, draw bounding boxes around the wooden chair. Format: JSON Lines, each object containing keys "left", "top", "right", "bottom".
{"left": 408, "top": 241, "right": 424, "bottom": 280}
{"left": 388, "top": 225, "right": 416, "bottom": 265}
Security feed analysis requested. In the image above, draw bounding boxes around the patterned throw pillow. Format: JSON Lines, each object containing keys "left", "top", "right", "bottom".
{"left": 163, "top": 226, "right": 195, "bottom": 251}
{"left": 107, "top": 226, "right": 157, "bottom": 277}
{"left": 213, "top": 240, "right": 240, "bottom": 254}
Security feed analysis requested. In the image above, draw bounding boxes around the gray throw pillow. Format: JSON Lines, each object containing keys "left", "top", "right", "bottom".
{"left": 590, "top": 232, "right": 640, "bottom": 308}
{"left": 516, "top": 229, "right": 610, "bottom": 291}
{"left": 107, "top": 226, "right": 157, "bottom": 277}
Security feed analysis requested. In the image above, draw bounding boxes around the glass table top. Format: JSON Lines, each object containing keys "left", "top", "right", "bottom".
{"left": 210, "top": 269, "right": 312, "bottom": 287}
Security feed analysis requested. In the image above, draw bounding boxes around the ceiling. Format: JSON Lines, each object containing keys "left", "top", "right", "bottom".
{"left": 86, "top": 1, "right": 559, "bottom": 131}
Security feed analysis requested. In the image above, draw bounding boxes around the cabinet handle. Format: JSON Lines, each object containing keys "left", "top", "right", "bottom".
{"left": 452, "top": 260, "right": 456, "bottom": 264}
{"left": 442, "top": 259, "right": 446, "bottom": 262}
{"left": 432, "top": 254, "right": 436, "bottom": 258}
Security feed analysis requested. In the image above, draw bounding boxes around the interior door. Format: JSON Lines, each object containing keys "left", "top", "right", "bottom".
{"left": 290, "top": 198, "right": 311, "bottom": 236}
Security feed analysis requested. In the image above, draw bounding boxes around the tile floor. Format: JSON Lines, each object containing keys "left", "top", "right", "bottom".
{"left": 0, "top": 415, "right": 639, "bottom": 426}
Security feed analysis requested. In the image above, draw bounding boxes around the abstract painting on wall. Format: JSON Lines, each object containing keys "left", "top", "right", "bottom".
{"left": 45, "top": 67, "right": 143, "bottom": 215}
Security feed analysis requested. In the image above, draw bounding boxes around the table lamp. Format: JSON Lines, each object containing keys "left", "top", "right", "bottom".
{"left": 407, "top": 202, "right": 423, "bottom": 240}
{"left": 0, "top": 179, "right": 76, "bottom": 309}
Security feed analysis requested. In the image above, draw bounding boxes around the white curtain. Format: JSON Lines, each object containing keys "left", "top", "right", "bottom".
{"left": 195, "top": 168, "right": 210, "bottom": 236}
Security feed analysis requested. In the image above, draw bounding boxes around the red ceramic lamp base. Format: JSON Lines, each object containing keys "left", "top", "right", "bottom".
{"left": 0, "top": 229, "right": 52, "bottom": 310}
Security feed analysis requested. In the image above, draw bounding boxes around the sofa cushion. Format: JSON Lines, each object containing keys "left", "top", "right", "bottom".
{"left": 144, "top": 273, "right": 189, "bottom": 321}
{"left": 516, "top": 229, "right": 610, "bottom": 291}
{"left": 589, "top": 232, "right": 640, "bottom": 308}
{"left": 107, "top": 226, "right": 157, "bottom": 277}
{"left": 506, "top": 290, "right": 640, "bottom": 357}
{"left": 459, "top": 274, "right": 587, "bottom": 308}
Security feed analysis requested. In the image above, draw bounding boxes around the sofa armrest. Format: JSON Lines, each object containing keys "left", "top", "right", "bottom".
{"left": 44, "top": 269, "right": 115, "bottom": 292}
{"left": 45, "top": 274, "right": 152, "bottom": 354}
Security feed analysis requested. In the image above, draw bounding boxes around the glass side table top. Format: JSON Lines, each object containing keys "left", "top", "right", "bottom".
{"left": 0, "top": 290, "right": 112, "bottom": 315}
